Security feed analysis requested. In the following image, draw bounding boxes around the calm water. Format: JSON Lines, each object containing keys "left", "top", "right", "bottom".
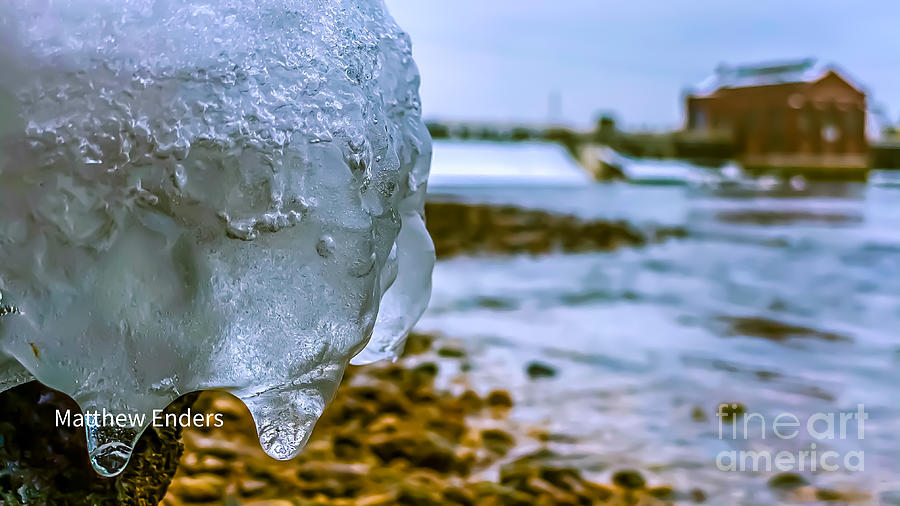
{"left": 418, "top": 180, "right": 900, "bottom": 504}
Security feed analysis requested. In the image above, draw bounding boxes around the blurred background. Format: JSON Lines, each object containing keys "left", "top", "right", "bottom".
{"left": 383, "top": 0, "right": 900, "bottom": 503}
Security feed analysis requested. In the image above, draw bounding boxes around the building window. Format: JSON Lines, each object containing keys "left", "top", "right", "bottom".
{"left": 822, "top": 124, "right": 840, "bottom": 143}
{"left": 691, "top": 107, "right": 707, "bottom": 129}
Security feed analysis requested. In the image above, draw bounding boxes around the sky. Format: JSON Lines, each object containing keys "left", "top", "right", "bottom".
{"left": 385, "top": 0, "right": 900, "bottom": 130}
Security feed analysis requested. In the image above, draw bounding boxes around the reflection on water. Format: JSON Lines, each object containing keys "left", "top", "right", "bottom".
{"left": 418, "top": 180, "right": 900, "bottom": 502}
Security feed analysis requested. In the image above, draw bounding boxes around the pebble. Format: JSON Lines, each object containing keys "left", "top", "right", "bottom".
{"left": 611, "top": 469, "right": 646, "bottom": 490}
{"left": 486, "top": 389, "right": 513, "bottom": 408}
{"left": 174, "top": 474, "right": 226, "bottom": 502}
{"left": 163, "top": 336, "right": 682, "bottom": 506}
{"left": 525, "top": 361, "right": 557, "bottom": 379}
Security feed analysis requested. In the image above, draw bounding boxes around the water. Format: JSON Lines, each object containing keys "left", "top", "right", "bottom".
{"left": 419, "top": 179, "right": 900, "bottom": 503}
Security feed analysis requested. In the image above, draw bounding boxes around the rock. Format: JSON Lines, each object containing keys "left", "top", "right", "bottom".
{"left": 437, "top": 346, "right": 467, "bottom": 358}
{"left": 649, "top": 485, "right": 675, "bottom": 499}
{"left": 720, "top": 315, "right": 850, "bottom": 343}
{"left": 525, "top": 361, "right": 557, "bottom": 379}
{"left": 480, "top": 428, "right": 515, "bottom": 455}
{"left": 716, "top": 402, "right": 746, "bottom": 422}
{"left": 424, "top": 201, "right": 679, "bottom": 259}
{"left": 691, "top": 405, "right": 708, "bottom": 422}
{"left": 356, "top": 493, "right": 399, "bottom": 506}
{"left": 401, "top": 333, "right": 435, "bottom": 357}
{"left": 183, "top": 454, "right": 229, "bottom": 475}
{"left": 815, "top": 488, "right": 844, "bottom": 501}
{"left": 295, "top": 461, "right": 369, "bottom": 497}
{"left": 486, "top": 390, "right": 514, "bottom": 408}
{"left": 441, "top": 486, "right": 476, "bottom": 505}
{"left": 396, "top": 484, "right": 445, "bottom": 506}
{"left": 413, "top": 361, "right": 440, "bottom": 377}
{"left": 471, "top": 482, "right": 534, "bottom": 506}
{"left": 239, "top": 478, "right": 268, "bottom": 496}
{"left": 767, "top": 472, "right": 809, "bottom": 490}
{"left": 689, "top": 488, "right": 708, "bottom": 502}
{"left": 611, "top": 469, "right": 646, "bottom": 490}
{"left": 455, "top": 390, "right": 484, "bottom": 413}
{"left": 175, "top": 474, "right": 227, "bottom": 502}
{"left": 368, "top": 431, "right": 459, "bottom": 474}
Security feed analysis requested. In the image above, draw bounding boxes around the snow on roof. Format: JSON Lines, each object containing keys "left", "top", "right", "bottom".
{"left": 428, "top": 140, "right": 592, "bottom": 187}
{"left": 691, "top": 58, "right": 831, "bottom": 96}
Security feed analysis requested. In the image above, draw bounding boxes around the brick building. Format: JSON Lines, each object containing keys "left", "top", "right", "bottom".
{"left": 685, "top": 60, "right": 867, "bottom": 172}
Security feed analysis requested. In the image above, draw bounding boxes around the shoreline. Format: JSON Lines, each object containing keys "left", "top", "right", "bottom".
{"left": 163, "top": 332, "right": 681, "bottom": 505}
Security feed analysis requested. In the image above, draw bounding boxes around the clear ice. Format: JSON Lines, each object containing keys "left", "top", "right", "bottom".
{"left": 0, "top": 0, "right": 434, "bottom": 476}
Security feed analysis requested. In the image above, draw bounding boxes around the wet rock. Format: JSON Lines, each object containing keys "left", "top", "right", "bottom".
{"left": 437, "top": 345, "right": 467, "bottom": 358}
{"left": 441, "top": 486, "right": 476, "bottom": 505}
{"left": 611, "top": 469, "right": 646, "bottom": 490}
{"left": 396, "top": 479, "right": 446, "bottom": 506}
{"left": 486, "top": 390, "right": 514, "bottom": 408}
{"left": 401, "top": 333, "right": 435, "bottom": 357}
{"left": 649, "top": 485, "right": 675, "bottom": 499}
{"left": 471, "top": 482, "right": 534, "bottom": 506}
{"left": 413, "top": 362, "right": 440, "bottom": 379}
{"left": 815, "top": 488, "right": 845, "bottom": 501}
{"left": 690, "top": 405, "right": 708, "bottom": 422}
{"left": 716, "top": 402, "right": 746, "bottom": 422}
{"left": 455, "top": 390, "right": 484, "bottom": 413}
{"left": 767, "top": 472, "right": 809, "bottom": 490}
{"left": 716, "top": 210, "right": 860, "bottom": 226}
{"left": 369, "top": 431, "right": 460, "bottom": 474}
{"left": 481, "top": 428, "right": 515, "bottom": 455}
{"left": 525, "top": 361, "right": 558, "bottom": 379}
{"left": 188, "top": 435, "right": 241, "bottom": 459}
{"left": 719, "top": 315, "right": 850, "bottom": 343}
{"left": 242, "top": 501, "right": 295, "bottom": 506}
{"left": 173, "top": 474, "right": 227, "bottom": 502}
{"left": 182, "top": 454, "right": 229, "bottom": 475}
{"left": 424, "top": 201, "right": 680, "bottom": 259}
{"left": 295, "top": 461, "right": 368, "bottom": 497}
{"left": 239, "top": 478, "right": 268, "bottom": 496}
{"left": 689, "top": 488, "right": 708, "bottom": 502}
{"left": 355, "top": 493, "right": 398, "bottom": 506}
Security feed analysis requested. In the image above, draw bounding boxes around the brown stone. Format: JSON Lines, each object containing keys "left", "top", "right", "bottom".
{"left": 485, "top": 389, "right": 513, "bottom": 408}
{"left": 174, "top": 474, "right": 226, "bottom": 502}
{"left": 480, "top": 428, "right": 515, "bottom": 455}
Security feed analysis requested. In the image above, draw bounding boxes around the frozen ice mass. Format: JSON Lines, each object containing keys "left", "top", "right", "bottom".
{"left": 0, "top": 0, "right": 433, "bottom": 476}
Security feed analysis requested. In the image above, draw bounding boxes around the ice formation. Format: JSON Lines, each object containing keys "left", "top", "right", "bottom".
{"left": 0, "top": 0, "right": 434, "bottom": 476}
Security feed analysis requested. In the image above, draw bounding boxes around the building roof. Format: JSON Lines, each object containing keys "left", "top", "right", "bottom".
{"left": 690, "top": 59, "right": 858, "bottom": 96}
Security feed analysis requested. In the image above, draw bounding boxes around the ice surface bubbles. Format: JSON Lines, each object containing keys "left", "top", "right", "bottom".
{"left": 0, "top": 0, "right": 433, "bottom": 476}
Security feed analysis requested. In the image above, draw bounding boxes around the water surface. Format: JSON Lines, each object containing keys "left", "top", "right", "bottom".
{"left": 420, "top": 178, "right": 900, "bottom": 503}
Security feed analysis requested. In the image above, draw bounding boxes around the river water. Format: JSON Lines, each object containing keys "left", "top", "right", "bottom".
{"left": 418, "top": 176, "right": 900, "bottom": 504}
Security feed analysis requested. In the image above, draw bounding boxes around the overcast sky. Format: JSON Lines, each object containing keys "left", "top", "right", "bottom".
{"left": 385, "top": 0, "right": 900, "bottom": 130}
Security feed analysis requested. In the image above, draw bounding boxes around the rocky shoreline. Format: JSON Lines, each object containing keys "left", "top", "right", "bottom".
{"left": 162, "top": 333, "right": 681, "bottom": 506}
{"left": 424, "top": 201, "right": 687, "bottom": 258}
{"left": 0, "top": 331, "right": 870, "bottom": 505}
